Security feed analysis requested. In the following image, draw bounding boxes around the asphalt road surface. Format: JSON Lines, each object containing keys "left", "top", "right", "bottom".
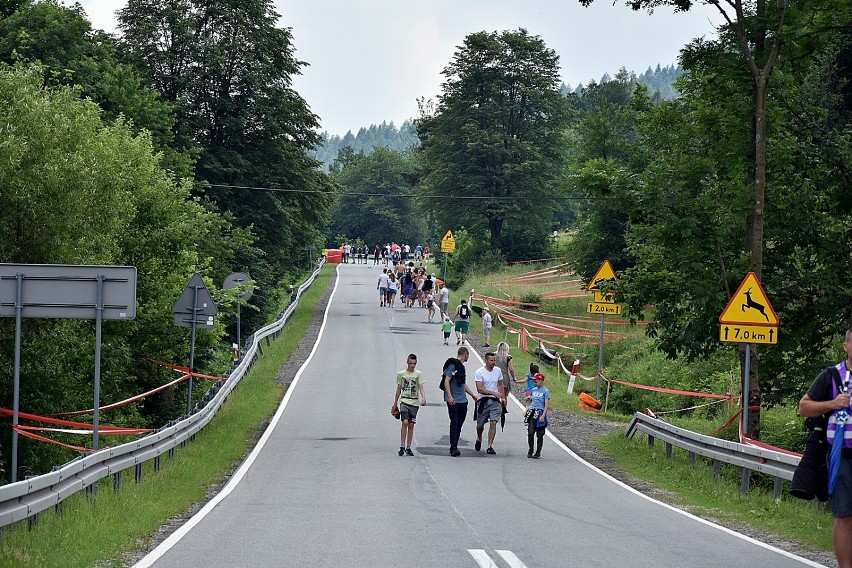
{"left": 134, "top": 263, "right": 825, "bottom": 568}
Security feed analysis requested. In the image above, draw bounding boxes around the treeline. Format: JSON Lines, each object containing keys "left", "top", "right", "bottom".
{"left": 0, "top": 0, "right": 332, "bottom": 476}
{"left": 314, "top": 121, "right": 418, "bottom": 170}
{"left": 562, "top": 63, "right": 684, "bottom": 101}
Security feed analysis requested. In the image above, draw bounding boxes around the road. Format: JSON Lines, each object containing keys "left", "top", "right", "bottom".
{"left": 134, "top": 263, "right": 824, "bottom": 568}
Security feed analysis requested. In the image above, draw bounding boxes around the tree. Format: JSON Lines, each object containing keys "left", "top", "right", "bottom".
{"left": 330, "top": 148, "right": 426, "bottom": 247}
{"left": 0, "top": 65, "right": 239, "bottom": 473}
{"left": 418, "top": 29, "right": 569, "bottom": 259}
{"left": 0, "top": 0, "right": 192, "bottom": 179}
{"left": 578, "top": 0, "right": 850, "bottom": 437}
{"left": 117, "top": 0, "right": 335, "bottom": 328}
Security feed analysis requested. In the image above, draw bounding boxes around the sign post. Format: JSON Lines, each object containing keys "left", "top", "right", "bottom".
{"left": 440, "top": 230, "right": 455, "bottom": 283}
{"left": 585, "top": 260, "right": 619, "bottom": 398}
{"left": 718, "top": 272, "right": 778, "bottom": 437}
{"left": 223, "top": 272, "right": 253, "bottom": 362}
{"left": 0, "top": 264, "right": 137, "bottom": 482}
{"left": 173, "top": 273, "right": 218, "bottom": 415}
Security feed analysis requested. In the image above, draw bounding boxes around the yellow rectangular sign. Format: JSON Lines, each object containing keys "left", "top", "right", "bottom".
{"left": 586, "top": 302, "right": 622, "bottom": 315}
{"left": 719, "top": 324, "right": 778, "bottom": 344}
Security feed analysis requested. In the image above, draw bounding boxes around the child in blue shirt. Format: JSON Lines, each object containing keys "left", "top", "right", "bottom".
{"left": 524, "top": 372, "right": 550, "bottom": 458}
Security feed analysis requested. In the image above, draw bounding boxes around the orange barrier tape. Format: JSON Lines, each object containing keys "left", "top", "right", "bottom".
{"left": 0, "top": 408, "right": 146, "bottom": 430}
{"left": 603, "top": 376, "right": 734, "bottom": 401}
{"left": 51, "top": 373, "right": 192, "bottom": 417}
{"left": 13, "top": 426, "right": 95, "bottom": 453}
{"left": 16, "top": 425, "right": 152, "bottom": 435}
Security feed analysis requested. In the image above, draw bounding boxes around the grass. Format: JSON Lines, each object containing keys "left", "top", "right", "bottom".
{"left": 0, "top": 265, "right": 332, "bottom": 568}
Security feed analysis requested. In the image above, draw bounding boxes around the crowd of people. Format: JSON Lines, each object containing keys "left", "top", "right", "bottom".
{"left": 392, "top": 346, "right": 551, "bottom": 460}
{"left": 339, "top": 242, "right": 430, "bottom": 265}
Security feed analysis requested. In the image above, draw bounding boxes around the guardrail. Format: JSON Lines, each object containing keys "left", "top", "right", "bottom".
{"left": 626, "top": 412, "right": 800, "bottom": 498}
{"left": 0, "top": 261, "right": 326, "bottom": 530}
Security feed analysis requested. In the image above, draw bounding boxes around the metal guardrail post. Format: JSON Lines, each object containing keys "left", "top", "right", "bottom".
{"left": 740, "top": 468, "right": 751, "bottom": 494}
{"left": 135, "top": 463, "right": 143, "bottom": 483}
{"left": 713, "top": 459, "right": 721, "bottom": 482}
{"left": 113, "top": 471, "right": 122, "bottom": 492}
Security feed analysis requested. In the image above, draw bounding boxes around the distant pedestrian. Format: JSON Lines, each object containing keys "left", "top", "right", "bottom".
{"left": 426, "top": 294, "right": 437, "bottom": 322}
{"left": 474, "top": 351, "right": 505, "bottom": 455}
{"left": 343, "top": 243, "right": 351, "bottom": 263}
{"left": 454, "top": 299, "right": 472, "bottom": 345}
{"left": 387, "top": 273, "right": 398, "bottom": 307}
{"left": 523, "top": 363, "right": 540, "bottom": 403}
{"left": 525, "top": 372, "right": 550, "bottom": 458}
{"left": 443, "top": 347, "right": 477, "bottom": 457}
{"left": 438, "top": 282, "right": 449, "bottom": 318}
{"left": 373, "top": 244, "right": 381, "bottom": 265}
{"left": 481, "top": 307, "right": 492, "bottom": 347}
{"left": 377, "top": 268, "right": 389, "bottom": 307}
{"left": 441, "top": 315, "right": 453, "bottom": 344}
{"left": 495, "top": 342, "right": 516, "bottom": 396}
{"left": 392, "top": 353, "right": 426, "bottom": 456}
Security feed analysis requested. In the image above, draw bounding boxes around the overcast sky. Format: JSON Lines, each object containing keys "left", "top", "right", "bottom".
{"left": 79, "top": 0, "right": 720, "bottom": 136}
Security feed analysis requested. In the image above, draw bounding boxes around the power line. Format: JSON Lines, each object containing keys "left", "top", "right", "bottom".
{"left": 200, "top": 182, "right": 611, "bottom": 201}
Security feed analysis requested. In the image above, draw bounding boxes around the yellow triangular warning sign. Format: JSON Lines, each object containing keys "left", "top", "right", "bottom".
{"left": 719, "top": 272, "right": 778, "bottom": 326}
{"left": 442, "top": 230, "right": 455, "bottom": 245}
{"left": 586, "top": 260, "right": 617, "bottom": 291}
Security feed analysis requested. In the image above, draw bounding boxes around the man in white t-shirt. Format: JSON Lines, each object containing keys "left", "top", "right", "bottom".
{"left": 482, "top": 307, "right": 492, "bottom": 347}
{"left": 377, "top": 269, "right": 390, "bottom": 307}
{"left": 438, "top": 283, "right": 449, "bottom": 317}
{"left": 474, "top": 352, "right": 505, "bottom": 455}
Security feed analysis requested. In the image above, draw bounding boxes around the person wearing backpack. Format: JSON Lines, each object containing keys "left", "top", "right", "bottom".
{"left": 442, "top": 346, "right": 478, "bottom": 456}
{"left": 799, "top": 328, "right": 852, "bottom": 568}
{"left": 454, "top": 299, "right": 472, "bottom": 345}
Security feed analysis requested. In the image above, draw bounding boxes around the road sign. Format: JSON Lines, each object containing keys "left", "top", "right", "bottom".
{"left": 586, "top": 260, "right": 616, "bottom": 291}
{"left": 0, "top": 264, "right": 136, "bottom": 320}
{"left": 441, "top": 230, "right": 456, "bottom": 253}
{"left": 173, "top": 273, "right": 218, "bottom": 328}
{"left": 586, "top": 302, "right": 622, "bottom": 315}
{"left": 719, "top": 324, "right": 778, "bottom": 344}
{"left": 223, "top": 272, "right": 253, "bottom": 300}
{"left": 719, "top": 272, "right": 778, "bottom": 326}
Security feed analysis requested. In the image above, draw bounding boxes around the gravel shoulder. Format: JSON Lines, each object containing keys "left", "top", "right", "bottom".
{"left": 123, "top": 279, "right": 835, "bottom": 567}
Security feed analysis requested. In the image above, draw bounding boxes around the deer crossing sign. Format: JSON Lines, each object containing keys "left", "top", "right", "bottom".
{"left": 718, "top": 272, "right": 778, "bottom": 344}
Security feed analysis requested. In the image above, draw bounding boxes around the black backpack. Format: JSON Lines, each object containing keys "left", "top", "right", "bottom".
{"left": 439, "top": 357, "right": 460, "bottom": 392}
{"left": 459, "top": 304, "right": 470, "bottom": 318}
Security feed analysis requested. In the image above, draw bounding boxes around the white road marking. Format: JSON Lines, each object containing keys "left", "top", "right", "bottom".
{"left": 468, "top": 549, "right": 500, "bottom": 567}
{"left": 496, "top": 550, "right": 529, "bottom": 568}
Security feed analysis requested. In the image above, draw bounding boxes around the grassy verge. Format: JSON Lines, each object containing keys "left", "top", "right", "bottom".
{"left": 597, "top": 431, "right": 833, "bottom": 551}
{"left": 0, "top": 265, "right": 332, "bottom": 568}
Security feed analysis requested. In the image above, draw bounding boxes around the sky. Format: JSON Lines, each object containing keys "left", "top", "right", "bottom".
{"left": 79, "top": 0, "right": 721, "bottom": 136}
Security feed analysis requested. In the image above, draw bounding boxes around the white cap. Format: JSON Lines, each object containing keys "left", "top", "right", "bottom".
{"left": 483, "top": 307, "right": 489, "bottom": 311}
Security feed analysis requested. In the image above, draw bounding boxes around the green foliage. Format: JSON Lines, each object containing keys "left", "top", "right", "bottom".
{"left": 0, "top": 0, "right": 193, "bottom": 179}
{"left": 0, "top": 65, "right": 240, "bottom": 474}
{"left": 329, "top": 148, "right": 426, "bottom": 247}
{"left": 419, "top": 28, "right": 569, "bottom": 257}
{"left": 117, "top": 0, "right": 334, "bottom": 333}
